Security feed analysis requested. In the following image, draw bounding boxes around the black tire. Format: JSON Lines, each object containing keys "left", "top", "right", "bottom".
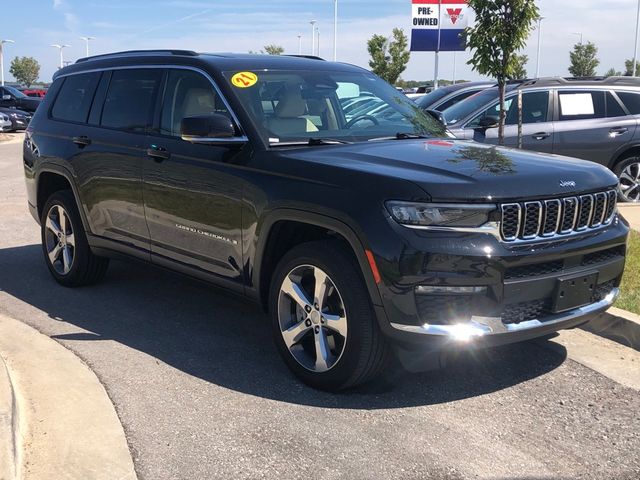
{"left": 613, "top": 155, "right": 640, "bottom": 203}
{"left": 40, "top": 190, "right": 109, "bottom": 287}
{"left": 268, "top": 240, "right": 388, "bottom": 391}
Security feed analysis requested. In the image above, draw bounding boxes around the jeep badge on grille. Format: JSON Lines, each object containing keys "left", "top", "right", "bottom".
{"left": 559, "top": 180, "right": 577, "bottom": 187}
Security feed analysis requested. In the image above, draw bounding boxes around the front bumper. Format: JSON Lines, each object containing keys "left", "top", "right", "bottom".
{"left": 371, "top": 214, "right": 629, "bottom": 347}
{"left": 391, "top": 288, "right": 618, "bottom": 342}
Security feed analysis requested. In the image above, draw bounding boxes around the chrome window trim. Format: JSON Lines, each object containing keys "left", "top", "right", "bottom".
{"left": 54, "top": 64, "right": 246, "bottom": 139}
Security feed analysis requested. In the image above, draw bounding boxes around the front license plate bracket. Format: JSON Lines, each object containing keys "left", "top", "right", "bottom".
{"left": 553, "top": 271, "right": 599, "bottom": 313}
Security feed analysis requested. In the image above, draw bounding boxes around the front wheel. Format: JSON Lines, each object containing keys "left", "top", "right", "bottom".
{"left": 269, "top": 241, "right": 388, "bottom": 391}
{"left": 614, "top": 156, "right": 640, "bottom": 203}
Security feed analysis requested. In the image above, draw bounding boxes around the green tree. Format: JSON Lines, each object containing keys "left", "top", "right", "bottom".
{"left": 367, "top": 28, "right": 411, "bottom": 85}
{"left": 605, "top": 67, "right": 622, "bottom": 77}
{"left": 263, "top": 45, "right": 284, "bottom": 55}
{"left": 509, "top": 54, "right": 529, "bottom": 79}
{"left": 464, "top": 1, "right": 539, "bottom": 145}
{"left": 9, "top": 56, "right": 40, "bottom": 87}
{"left": 568, "top": 42, "right": 599, "bottom": 77}
{"left": 624, "top": 59, "right": 640, "bottom": 76}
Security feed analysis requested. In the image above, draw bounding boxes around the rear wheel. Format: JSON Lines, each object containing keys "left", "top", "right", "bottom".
{"left": 269, "top": 241, "right": 388, "bottom": 391}
{"left": 614, "top": 155, "right": 640, "bottom": 203}
{"left": 41, "top": 190, "right": 109, "bottom": 287}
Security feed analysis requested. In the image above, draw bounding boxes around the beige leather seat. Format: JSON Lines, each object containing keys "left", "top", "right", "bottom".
{"left": 266, "top": 87, "right": 318, "bottom": 136}
{"left": 182, "top": 88, "right": 216, "bottom": 117}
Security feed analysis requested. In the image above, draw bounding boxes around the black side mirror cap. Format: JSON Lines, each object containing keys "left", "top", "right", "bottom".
{"left": 476, "top": 115, "right": 500, "bottom": 130}
{"left": 181, "top": 113, "right": 246, "bottom": 145}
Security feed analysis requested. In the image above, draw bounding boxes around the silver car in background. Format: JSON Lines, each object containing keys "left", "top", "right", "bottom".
{"left": 440, "top": 77, "right": 640, "bottom": 202}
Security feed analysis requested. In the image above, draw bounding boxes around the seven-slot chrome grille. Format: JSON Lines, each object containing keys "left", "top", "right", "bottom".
{"left": 500, "top": 190, "right": 617, "bottom": 242}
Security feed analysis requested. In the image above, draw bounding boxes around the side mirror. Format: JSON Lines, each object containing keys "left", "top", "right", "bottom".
{"left": 181, "top": 113, "right": 246, "bottom": 144}
{"left": 476, "top": 115, "right": 500, "bottom": 130}
{"left": 425, "top": 109, "right": 447, "bottom": 126}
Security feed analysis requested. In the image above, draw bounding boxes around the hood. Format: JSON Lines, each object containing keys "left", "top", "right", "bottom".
{"left": 0, "top": 107, "right": 30, "bottom": 117}
{"left": 288, "top": 139, "right": 618, "bottom": 202}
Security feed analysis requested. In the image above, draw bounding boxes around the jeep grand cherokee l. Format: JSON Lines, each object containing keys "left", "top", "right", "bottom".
{"left": 23, "top": 50, "right": 629, "bottom": 391}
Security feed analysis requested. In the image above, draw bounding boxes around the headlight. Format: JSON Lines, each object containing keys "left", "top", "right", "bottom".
{"left": 9, "top": 113, "right": 20, "bottom": 118}
{"left": 386, "top": 201, "right": 496, "bottom": 228}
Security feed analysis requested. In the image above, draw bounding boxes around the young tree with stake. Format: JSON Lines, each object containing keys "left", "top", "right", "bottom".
{"left": 464, "top": 0, "right": 539, "bottom": 145}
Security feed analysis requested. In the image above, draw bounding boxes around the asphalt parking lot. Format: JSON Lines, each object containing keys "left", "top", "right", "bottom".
{"left": 1, "top": 136, "right": 639, "bottom": 480}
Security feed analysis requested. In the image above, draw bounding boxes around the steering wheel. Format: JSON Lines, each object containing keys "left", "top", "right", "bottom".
{"left": 346, "top": 114, "right": 380, "bottom": 129}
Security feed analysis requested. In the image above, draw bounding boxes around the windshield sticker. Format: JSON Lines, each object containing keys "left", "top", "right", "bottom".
{"left": 231, "top": 72, "right": 258, "bottom": 88}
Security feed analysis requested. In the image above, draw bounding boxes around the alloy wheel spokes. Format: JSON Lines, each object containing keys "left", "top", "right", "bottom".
{"left": 278, "top": 265, "right": 348, "bottom": 373}
{"left": 45, "top": 204, "right": 75, "bottom": 275}
{"left": 620, "top": 162, "right": 640, "bottom": 202}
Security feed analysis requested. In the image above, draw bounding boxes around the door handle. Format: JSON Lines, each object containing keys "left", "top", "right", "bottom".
{"left": 72, "top": 136, "right": 91, "bottom": 147}
{"left": 532, "top": 132, "right": 551, "bottom": 140}
{"left": 609, "top": 127, "right": 629, "bottom": 137}
{"left": 146, "top": 145, "right": 170, "bottom": 162}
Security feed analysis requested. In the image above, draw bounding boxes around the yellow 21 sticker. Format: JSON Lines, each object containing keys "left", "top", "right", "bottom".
{"left": 231, "top": 72, "right": 258, "bottom": 88}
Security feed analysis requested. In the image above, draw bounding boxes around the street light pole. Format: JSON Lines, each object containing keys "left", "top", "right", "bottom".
{"left": 0, "top": 39, "right": 15, "bottom": 86}
{"left": 571, "top": 32, "right": 583, "bottom": 45}
{"left": 297, "top": 35, "right": 302, "bottom": 55}
{"left": 310, "top": 20, "right": 317, "bottom": 56}
{"left": 535, "top": 17, "right": 544, "bottom": 78}
{"left": 333, "top": 0, "right": 338, "bottom": 61}
{"left": 50, "top": 44, "right": 70, "bottom": 69}
{"left": 80, "top": 36, "right": 95, "bottom": 57}
{"left": 317, "top": 28, "right": 320, "bottom": 57}
{"left": 633, "top": 0, "right": 640, "bottom": 76}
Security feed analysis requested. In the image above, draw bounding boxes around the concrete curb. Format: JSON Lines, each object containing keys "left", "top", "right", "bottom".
{"left": 0, "top": 314, "right": 137, "bottom": 480}
{"left": 0, "top": 354, "right": 19, "bottom": 480}
{"left": 582, "top": 307, "right": 640, "bottom": 352}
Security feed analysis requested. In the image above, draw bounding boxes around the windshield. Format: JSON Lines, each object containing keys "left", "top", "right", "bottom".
{"left": 441, "top": 86, "right": 517, "bottom": 125}
{"left": 3, "top": 86, "right": 27, "bottom": 99}
{"left": 223, "top": 69, "right": 445, "bottom": 145}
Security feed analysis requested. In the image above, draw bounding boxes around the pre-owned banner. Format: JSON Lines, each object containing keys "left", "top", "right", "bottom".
{"left": 410, "top": 0, "right": 468, "bottom": 52}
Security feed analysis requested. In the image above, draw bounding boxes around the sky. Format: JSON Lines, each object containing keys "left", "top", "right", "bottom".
{"left": 1, "top": 0, "right": 639, "bottom": 84}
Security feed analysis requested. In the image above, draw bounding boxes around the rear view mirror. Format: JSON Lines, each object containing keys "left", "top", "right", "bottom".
{"left": 181, "top": 113, "right": 245, "bottom": 145}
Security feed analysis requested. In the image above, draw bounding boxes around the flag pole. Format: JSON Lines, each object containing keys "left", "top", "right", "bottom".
{"left": 434, "top": 0, "right": 442, "bottom": 89}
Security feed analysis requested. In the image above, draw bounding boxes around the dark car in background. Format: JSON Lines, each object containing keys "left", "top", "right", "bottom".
{"left": 440, "top": 77, "right": 640, "bottom": 202}
{"left": 0, "top": 107, "right": 32, "bottom": 131}
{"left": 0, "top": 85, "right": 42, "bottom": 112}
{"left": 414, "top": 81, "right": 495, "bottom": 113}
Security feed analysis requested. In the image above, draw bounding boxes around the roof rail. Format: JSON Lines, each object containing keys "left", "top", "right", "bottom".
{"left": 284, "top": 55, "right": 326, "bottom": 61}
{"left": 76, "top": 49, "right": 198, "bottom": 64}
{"left": 513, "top": 76, "right": 640, "bottom": 89}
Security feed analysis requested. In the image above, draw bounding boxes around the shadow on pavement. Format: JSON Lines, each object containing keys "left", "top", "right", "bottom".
{"left": 0, "top": 244, "right": 567, "bottom": 409}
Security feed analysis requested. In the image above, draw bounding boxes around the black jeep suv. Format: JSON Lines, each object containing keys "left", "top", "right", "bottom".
{"left": 24, "top": 50, "right": 628, "bottom": 391}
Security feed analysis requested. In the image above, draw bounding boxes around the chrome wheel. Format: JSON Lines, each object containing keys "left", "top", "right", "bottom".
{"left": 277, "top": 265, "right": 348, "bottom": 373}
{"left": 44, "top": 204, "right": 75, "bottom": 275}
{"left": 619, "top": 161, "right": 640, "bottom": 202}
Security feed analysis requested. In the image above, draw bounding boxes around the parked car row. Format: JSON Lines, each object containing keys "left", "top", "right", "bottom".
{"left": 0, "top": 85, "right": 41, "bottom": 132}
{"left": 408, "top": 77, "right": 640, "bottom": 203}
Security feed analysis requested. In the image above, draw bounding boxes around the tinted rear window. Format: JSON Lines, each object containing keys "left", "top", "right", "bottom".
{"left": 51, "top": 73, "right": 101, "bottom": 123}
{"left": 616, "top": 91, "right": 640, "bottom": 114}
{"left": 101, "top": 69, "right": 162, "bottom": 132}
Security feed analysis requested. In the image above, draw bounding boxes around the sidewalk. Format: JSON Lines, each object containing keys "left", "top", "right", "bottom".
{"left": 0, "top": 314, "right": 136, "bottom": 480}
{"left": 618, "top": 204, "right": 640, "bottom": 231}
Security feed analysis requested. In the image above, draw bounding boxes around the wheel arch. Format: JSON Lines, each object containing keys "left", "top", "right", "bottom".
{"left": 36, "top": 166, "right": 90, "bottom": 231}
{"left": 609, "top": 143, "right": 640, "bottom": 170}
{"left": 252, "top": 209, "right": 383, "bottom": 314}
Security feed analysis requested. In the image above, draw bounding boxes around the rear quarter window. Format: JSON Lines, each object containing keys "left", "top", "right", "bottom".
{"left": 50, "top": 72, "right": 101, "bottom": 123}
{"left": 616, "top": 91, "right": 640, "bottom": 115}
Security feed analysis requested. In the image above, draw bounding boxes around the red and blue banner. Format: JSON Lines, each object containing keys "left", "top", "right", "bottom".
{"left": 410, "top": 0, "right": 468, "bottom": 52}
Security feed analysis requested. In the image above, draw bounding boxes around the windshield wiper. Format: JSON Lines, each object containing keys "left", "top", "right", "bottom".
{"left": 270, "top": 138, "right": 354, "bottom": 147}
{"left": 369, "top": 132, "right": 430, "bottom": 142}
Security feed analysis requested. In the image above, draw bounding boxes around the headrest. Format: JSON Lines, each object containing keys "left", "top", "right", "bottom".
{"left": 274, "top": 87, "right": 306, "bottom": 118}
